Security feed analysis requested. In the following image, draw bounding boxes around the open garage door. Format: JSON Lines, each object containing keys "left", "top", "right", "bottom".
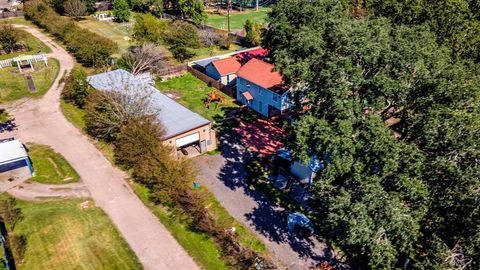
{"left": 175, "top": 133, "right": 200, "bottom": 148}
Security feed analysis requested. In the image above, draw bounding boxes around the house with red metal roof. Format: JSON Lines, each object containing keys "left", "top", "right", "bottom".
{"left": 236, "top": 58, "right": 292, "bottom": 117}
{"left": 205, "top": 57, "right": 242, "bottom": 86}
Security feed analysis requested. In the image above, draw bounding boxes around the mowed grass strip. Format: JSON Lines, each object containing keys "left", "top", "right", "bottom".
{"left": 29, "top": 144, "right": 80, "bottom": 184}
{"left": 155, "top": 73, "right": 237, "bottom": 121}
{"left": 0, "top": 58, "right": 59, "bottom": 103}
{"left": 76, "top": 18, "right": 132, "bottom": 55}
{"left": 205, "top": 8, "right": 270, "bottom": 31}
{"left": 14, "top": 199, "right": 142, "bottom": 270}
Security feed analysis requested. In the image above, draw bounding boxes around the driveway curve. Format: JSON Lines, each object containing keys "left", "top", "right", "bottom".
{"left": 2, "top": 25, "right": 199, "bottom": 270}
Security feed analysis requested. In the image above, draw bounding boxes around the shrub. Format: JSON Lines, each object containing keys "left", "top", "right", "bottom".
{"left": 132, "top": 13, "right": 166, "bottom": 44}
{"left": 0, "top": 197, "right": 23, "bottom": 232}
{"left": 163, "top": 20, "right": 200, "bottom": 48}
{"left": 0, "top": 24, "right": 19, "bottom": 53}
{"left": 244, "top": 19, "right": 262, "bottom": 46}
{"left": 170, "top": 46, "right": 196, "bottom": 62}
{"left": 113, "top": 0, "right": 131, "bottom": 22}
{"left": 63, "top": 0, "right": 87, "bottom": 19}
{"left": 62, "top": 67, "right": 89, "bottom": 108}
{"left": 199, "top": 29, "right": 224, "bottom": 47}
{"left": 119, "top": 42, "right": 170, "bottom": 75}
{"left": 24, "top": 0, "right": 117, "bottom": 67}
{"left": 114, "top": 116, "right": 166, "bottom": 170}
{"left": 9, "top": 234, "right": 26, "bottom": 264}
{"left": 85, "top": 87, "right": 159, "bottom": 141}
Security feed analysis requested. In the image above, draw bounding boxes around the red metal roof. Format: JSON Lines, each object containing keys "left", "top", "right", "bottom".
{"left": 211, "top": 57, "right": 241, "bottom": 76}
{"left": 235, "top": 48, "right": 268, "bottom": 64}
{"left": 236, "top": 58, "right": 286, "bottom": 93}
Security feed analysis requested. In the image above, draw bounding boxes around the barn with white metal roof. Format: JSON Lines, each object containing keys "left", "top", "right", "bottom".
{"left": 87, "top": 69, "right": 217, "bottom": 156}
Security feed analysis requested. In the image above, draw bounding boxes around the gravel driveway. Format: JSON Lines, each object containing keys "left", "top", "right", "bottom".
{"left": 1, "top": 25, "right": 198, "bottom": 270}
{"left": 193, "top": 138, "right": 350, "bottom": 270}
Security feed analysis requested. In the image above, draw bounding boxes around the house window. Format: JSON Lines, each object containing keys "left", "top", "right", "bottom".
{"left": 273, "top": 94, "right": 278, "bottom": 102}
{"left": 258, "top": 88, "right": 263, "bottom": 96}
{"left": 259, "top": 101, "right": 263, "bottom": 112}
{"left": 207, "top": 139, "right": 212, "bottom": 145}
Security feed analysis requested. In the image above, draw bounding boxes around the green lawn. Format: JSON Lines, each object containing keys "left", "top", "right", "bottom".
{"left": 0, "top": 58, "right": 60, "bottom": 104}
{"left": 155, "top": 73, "right": 237, "bottom": 121}
{"left": 14, "top": 198, "right": 142, "bottom": 270}
{"left": 60, "top": 100, "right": 86, "bottom": 130}
{"left": 77, "top": 18, "right": 133, "bottom": 56}
{"left": 0, "top": 27, "right": 52, "bottom": 60}
{"left": 0, "top": 17, "right": 35, "bottom": 26}
{"left": 28, "top": 144, "right": 80, "bottom": 185}
{"left": 206, "top": 8, "right": 270, "bottom": 31}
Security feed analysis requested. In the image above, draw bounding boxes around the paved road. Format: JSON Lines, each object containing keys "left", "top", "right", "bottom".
{"left": 193, "top": 139, "right": 350, "bottom": 270}
{"left": 1, "top": 25, "right": 199, "bottom": 270}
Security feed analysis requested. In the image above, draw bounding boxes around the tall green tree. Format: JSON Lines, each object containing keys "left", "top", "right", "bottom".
{"left": 263, "top": 0, "right": 480, "bottom": 268}
{"left": 62, "top": 68, "right": 89, "bottom": 108}
{"left": 0, "top": 24, "right": 19, "bottom": 53}
{"left": 174, "top": 0, "right": 207, "bottom": 23}
{"left": 132, "top": 13, "right": 167, "bottom": 44}
{"left": 113, "top": 0, "right": 131, "bottom": 22}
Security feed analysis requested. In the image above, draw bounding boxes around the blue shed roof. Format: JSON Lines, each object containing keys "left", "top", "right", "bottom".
{"left": 87, "top": 69, "right": 210, "bottom": 139}
{"left": 194, "top": 57, "right": 219, "bottom": 68}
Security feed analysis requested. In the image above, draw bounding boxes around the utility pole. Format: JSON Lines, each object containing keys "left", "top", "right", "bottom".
{"left": 227, "top": 0, "right": 231, "bottom": 33}
{"left": 256, "top": 0, "right": 259, "bottom": 11}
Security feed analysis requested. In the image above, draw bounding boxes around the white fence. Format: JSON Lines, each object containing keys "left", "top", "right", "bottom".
{"left": 0, "top": 54, "right": 48, "bottom": 71}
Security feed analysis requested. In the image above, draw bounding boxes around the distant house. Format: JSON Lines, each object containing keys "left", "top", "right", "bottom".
{"left": 205, "top": 57, "right": 241, "bottom": 86}
{"left": 87, "top": 69, "right": 217, "bottom": 156}
{"left": 236, "top": 58, "right": 292, "bottom": 117}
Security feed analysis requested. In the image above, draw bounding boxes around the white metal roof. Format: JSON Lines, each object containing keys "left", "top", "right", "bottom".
{"left": 0, "top": 139, "right": 29, "bottom": 166}
{"left": 87, "top": 69, "right": 210, "bottom": 139}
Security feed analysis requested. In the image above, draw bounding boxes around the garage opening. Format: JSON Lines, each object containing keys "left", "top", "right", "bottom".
{"left": 176, "top": 133, "right": 202, "bottom": 157}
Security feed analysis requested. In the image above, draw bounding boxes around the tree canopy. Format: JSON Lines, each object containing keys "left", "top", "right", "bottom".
{"left": 263, "top": 0, "right": 480, "bottom": 268}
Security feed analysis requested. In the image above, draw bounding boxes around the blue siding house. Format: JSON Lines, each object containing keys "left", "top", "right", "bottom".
{"left": 205, "top": 57, "right": 241, "bottom": 86}
{"left": 236, "top": 58, "right": 292, "bottom": 117}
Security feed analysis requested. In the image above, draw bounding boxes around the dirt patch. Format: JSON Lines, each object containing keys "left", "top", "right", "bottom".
{"left": 164, "top": 91, "right": 181, "bottom": 100}
{"left": 47, "top": 157, "right": 63, "bottom": 177}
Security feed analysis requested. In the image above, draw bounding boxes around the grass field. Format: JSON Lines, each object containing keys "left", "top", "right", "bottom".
{"left": 0, "top": 27, "right": 52, "bottom": 60}
{"left": 29, "top": 144, "right": 80, "bottom": 184}
{"left": 14, "top": 198, "right": 142, "bottom": 270}
{"left": 77, "top": 18, "right": 133, "bottom": 56}
{"left": 155, "top": 73, "right": 237, "bottom": 121}
{"left": 0, "top": 58, "right": 60, "bottom": 104}
{"left": 206, "top": 7, "right": 270, "bottom": 31}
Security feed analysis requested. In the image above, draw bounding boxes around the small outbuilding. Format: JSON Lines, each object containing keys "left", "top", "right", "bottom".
{"left": 206, "top": 57, "right": 241, "bottom": 86}
{"left": 0, "top": 138, "right": 34, "bottom": 176}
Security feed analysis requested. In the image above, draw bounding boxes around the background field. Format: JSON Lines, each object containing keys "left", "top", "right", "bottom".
{"left": 205, "top": 8, "right": 270, "bottom": 31}
{"left": 15, "top": 199, "right": 142, "bottom": 270}
{"left": 77, "top": 18, "right": 133, "bottom": 56}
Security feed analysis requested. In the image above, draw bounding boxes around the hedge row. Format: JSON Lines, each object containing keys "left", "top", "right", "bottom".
{"left": 24, "top": 0, "right": 117, "bottom": 67}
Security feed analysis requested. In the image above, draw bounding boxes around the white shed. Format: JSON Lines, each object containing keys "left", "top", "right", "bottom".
{"left": 0, "top": 138, "right": 34, "bottom": 176}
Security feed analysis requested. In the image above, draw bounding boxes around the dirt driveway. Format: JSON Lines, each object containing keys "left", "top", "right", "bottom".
{"left": 0, "top": 25, "right": 198, "bottom": 270}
